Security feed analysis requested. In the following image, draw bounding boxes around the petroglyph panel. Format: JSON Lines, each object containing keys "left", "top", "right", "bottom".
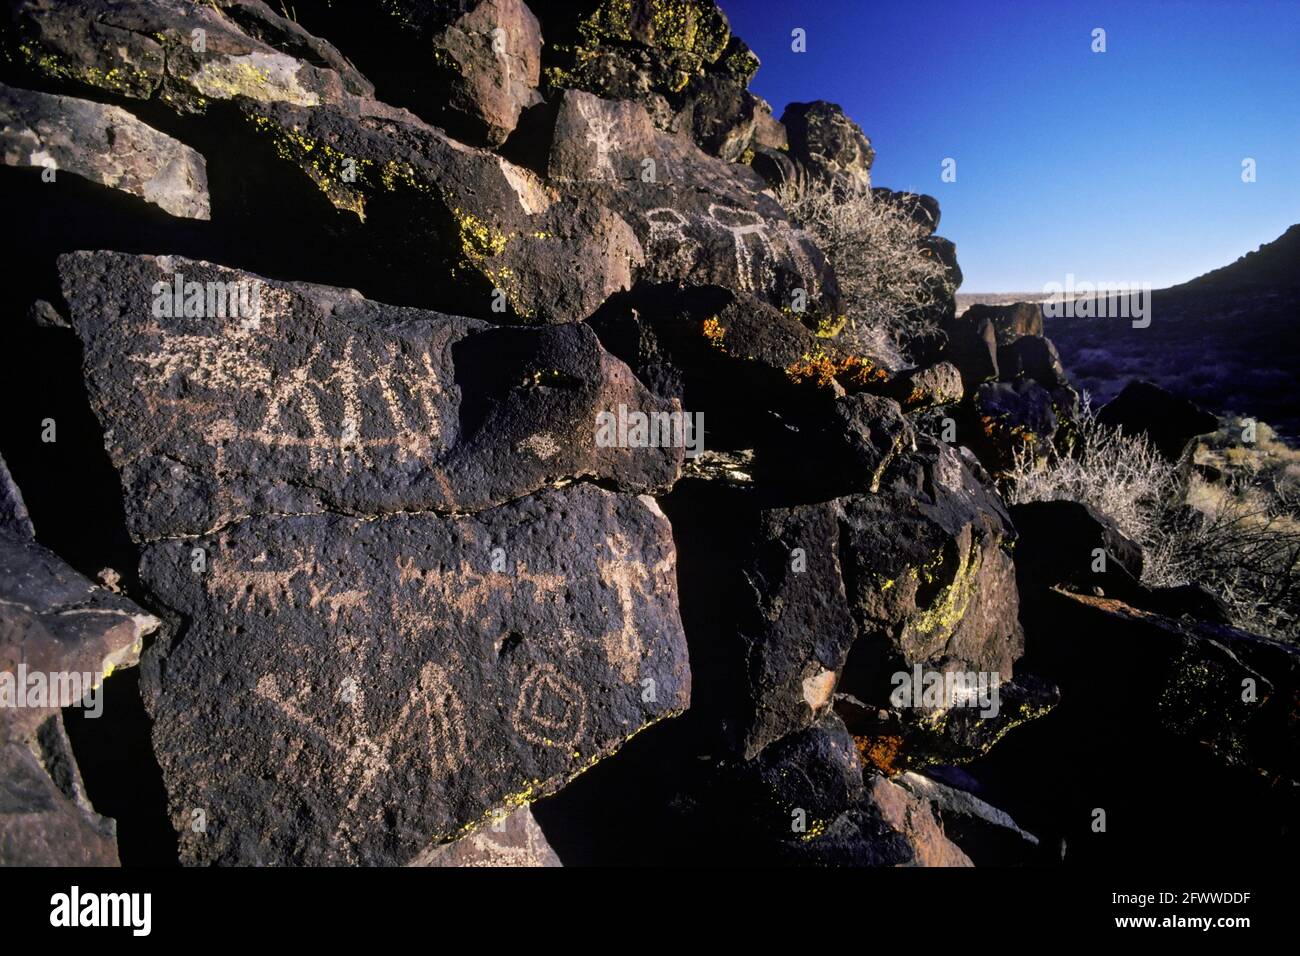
{"left": 138, "top": 484, "right": 689, "bottom": 866}
{"left": 59, "top": 251, "right": 682, "bottom": 540}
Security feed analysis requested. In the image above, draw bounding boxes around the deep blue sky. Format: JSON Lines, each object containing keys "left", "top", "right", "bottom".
{"left": 720, "top": 0, "right": 1300, "bottom": 291}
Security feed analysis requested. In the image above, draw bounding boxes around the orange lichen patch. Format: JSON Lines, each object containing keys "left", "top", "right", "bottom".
{"left": 854, "top": 734, "right": 905, "bottom": 775}
{"left": 785, "top": 351, "right": 889, "bottom": 389}
{"left": 836, "top": 354, "right": 890, "bottom": 388}
{"left": 785, "top": 353, "right": 840, "bottom": 387}
{"left": 701, "top": 316, "right": 727, "bottom": 352}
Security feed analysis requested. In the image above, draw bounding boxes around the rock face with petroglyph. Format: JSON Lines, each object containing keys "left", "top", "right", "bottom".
{"left": 138, "top": 485, "right": 688, "bottom": 865}
{"left": 59, "top": 251, "right": 682, "bottom": 541}
{"left": 544, "top": 90, "right": 840, "bottom": 315}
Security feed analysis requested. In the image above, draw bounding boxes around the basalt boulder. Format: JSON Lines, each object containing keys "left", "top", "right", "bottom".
{"left": 1097, "top": 380, "right": 1219, "bottom": 462}
{"left": 139, "top": 484, "right": 690, "bottom": 865}
{"left": 964, "top": 302, "right": 1044, "bottom": 346}
{"left": 779, "top": 100, "right": 874, "bottom": 196}
{"left": 1, "top": 526, "right": 160, "bottom": 743}
{"left": 535, "top": 0, "right": 770, "bottom": 162}
{"left": 0, "top": 81, "right": 210, "bottom": 219}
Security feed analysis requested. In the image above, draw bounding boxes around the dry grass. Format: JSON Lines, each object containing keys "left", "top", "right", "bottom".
{"left": 1006, "top": 399, "right": 1300, "bottom": 640}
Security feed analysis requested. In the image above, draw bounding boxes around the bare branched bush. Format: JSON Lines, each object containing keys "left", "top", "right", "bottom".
{"left": 1004, "top": 398, "right": 1181, "bottom": 545}
{"left": 1005, "top": 398, "right": 1300, "bottom": 640}
{"left": 776, "top": 181, "right": 953, "bottom": 366}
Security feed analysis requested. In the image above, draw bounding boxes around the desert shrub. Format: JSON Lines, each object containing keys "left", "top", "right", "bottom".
{"left": 776, "top": 181, "right": 954, "bottom": 367}
{"left": 1006, "top": 399, "right": 1300, "bottom": 640}
{"left": 1004, "top": 398, "right": 1181, "bottom": 545}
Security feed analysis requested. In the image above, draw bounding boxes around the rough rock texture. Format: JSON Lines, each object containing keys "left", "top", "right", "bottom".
{"left": 779, "top": 100, "right": 875, "bottom": 196}
{"left": 0, "top": 81, "right": 209, "bottom": 218}
{"left": 1010, "top": 500, "right": 1145, "bottom": 600}
{"left": 0, "top": 528, "right": 160, "bottom": 741}
{"left": 895, "top": 771, "right": 1041, "bottom": 865}
{"left": 546, "top": 91, "right": 840, "bottom": 313}
{"left": 998, "top": 334, "right": 1068, "bottom": 388}
{"left": 0, "top": 454, "right": 33, "bottom": 539}
{"left": 1045, "top": 590, "right": 1298, "bottom": 785}
{"left": 882, "top": 361, "right": 964, "bottom": 411}
{"left": 411, "top": 806, "right": 561, "bottom": 867}
{"left": 964, "top": 302, "right": 1044, "bottom": 346}
{"left": 838, "top": 440, "right": 1024, "bottom": 684}
{"left": 60, "top": 251, "right": 682, "bottom": 541}
{"left": 535, "top": 0, "right": 769, "bottom": 162}
{"left": 5, "top": 0, "right": 374, "bottom": 111}
{"left": 3, "top": 0, "right": 1274, "bottom": 872}
{"left": 138, "top": 484, "right": 690, "bottom": 865}
{"left": 428, "top": 0, "right": 543, "bottom": 146}
{"left": 939, "top": 309, "right": 999, "bottom": 391}
{"left": 0, "top": 737, "right": 119, "bottom": 866}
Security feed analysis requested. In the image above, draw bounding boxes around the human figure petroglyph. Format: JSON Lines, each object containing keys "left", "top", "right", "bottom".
{"left": 596, "top": 531, "right": 673, "bottom": 683}
{"left": 575, "top": 94, "right": 625, "bottom": 182}
{"left": 253, "top": 660, "right": 469, "bottom": 850}
{"left": 512, "top": 663, "right": 588, "bottom": 750}
{"left": 708, "top": 204, "right": 778, "bottom": 294}
{"left": 643, "top": 204, "right": 796, "bottom": 294}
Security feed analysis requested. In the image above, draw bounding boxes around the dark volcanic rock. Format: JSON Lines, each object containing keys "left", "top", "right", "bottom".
{"left": 547, "top": 92, "right": 840, "bottom": 313}
{"left": 139, "top": 484, "right": 690, "bottom": 865}
{"left": 427, "top": 0, "right": 543, "bottom": 146}
{"left": 1009, "top": 500, "right": 1145, "bottom": 600}
{"left": 6, "top": 0, "right": 374, "bottom": 111}
{"left": 838, "top": 440, "right": 1024, "bottom": 685}
{"left": 60, "top": 251, "right": 682, "bottom": 541}
{"left": 0, "top": 81, "right": 210, "bottom": 219}
{"left": 939, "top": 310, "right": 998, "bottom": 391}
{"left": 736, "top": 503, "right": 857, "bottom": 758}
{"left": 871, "top": 188, "right": 940, "bottom": 235}
{"left": 535, "top": 0, "right": 769, "bottom": 162}
{"left": 997, "top": 334, "right": 1068, "bottom": 388}
{"left": 13, "top": 0, "right": 639, "bottom": 322}
{"left": 967, "top": 379, "right": 1062, "bottom": 474}
{"left": 780, "top": 100, "right": 874, "bottom": 196}
{"left": 1037, "top": 590, "right": 1299, "bottom": 787}
{"left": 0, "top": 454, "right": 34, "bottom": 539}
{"left": 1, "top": 528, "right": 160, "bottom": 742}
{"left": 894, "top": 770, "right": 1039, "bottom": 865}
{"left": 1097, "top": 380, "right": 1219, "bottom": 461}
{"left": 733, "top": 439, "right": 1029, "bottom": 763}
{"left": 736, "top": 721, "right": 971, "bottom": 866}
{"left": 882, "top": 362, "right": 964, "bottom": 412}
{"left": 964, "top": 301, "right": 1043, "bottom": 346}
{"left": 0, "top": 738, "right": 119, "bottom": 866}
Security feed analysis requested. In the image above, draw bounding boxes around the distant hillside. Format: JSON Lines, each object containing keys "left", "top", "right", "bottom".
{"left": 1040, "top": 225, "right": 1300, "bottom": 439}
{"left": 1172, "top": 224, "right": 1300, "bottom": 293}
